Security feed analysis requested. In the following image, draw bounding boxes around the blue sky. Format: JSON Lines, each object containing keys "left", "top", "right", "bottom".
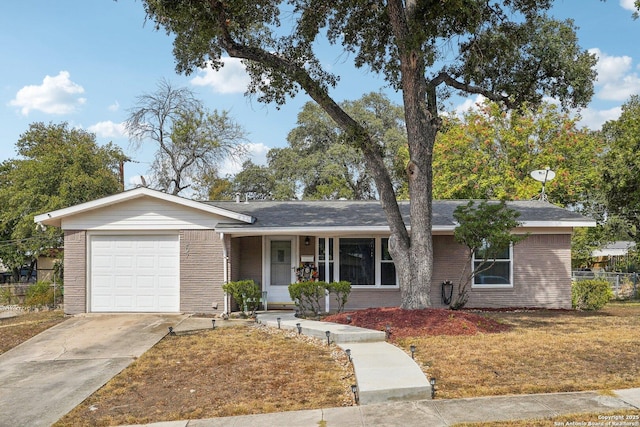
{"left": 1, "top": 1, "right": 639, "bottom": 190}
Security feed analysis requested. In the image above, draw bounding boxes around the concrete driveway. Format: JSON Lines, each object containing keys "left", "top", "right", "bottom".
{"left": 0, "top": 313, "right": 187, "bottom": 426}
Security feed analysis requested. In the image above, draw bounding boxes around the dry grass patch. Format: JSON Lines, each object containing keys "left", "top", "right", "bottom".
{"left": 55, "top": 324, "right": 354, "bottom": 426}
{"left": 397, "top": 302, "right": 640, "bottom": 399}
{"left": 0, "top": 310, "right": 66, "bottom": 354}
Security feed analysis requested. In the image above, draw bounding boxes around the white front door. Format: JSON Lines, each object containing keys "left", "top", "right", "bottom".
{"left": 265, "top": 237, "right": 296, "bottom": 303}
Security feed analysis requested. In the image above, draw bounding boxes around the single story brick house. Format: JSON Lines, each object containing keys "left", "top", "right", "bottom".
{"left": 35, "top": 187, "right": 594, "bottom": 315}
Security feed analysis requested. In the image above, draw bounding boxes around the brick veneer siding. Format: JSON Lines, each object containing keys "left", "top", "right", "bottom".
{"left": 180, "top": 230, "right": 225, "bottom": 313}
{"left": 231, "top": 236, "right": 263, "bottom": 286}
{"left": 430, "top": 234, "right": 572, "bottom": 309}
{"left": 63, "top": 230, "right": 87, "bottom": 314}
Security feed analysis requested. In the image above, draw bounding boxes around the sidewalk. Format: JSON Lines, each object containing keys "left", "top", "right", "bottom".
{"left": 120, "top": 314, "right": 640, "bottom": 427}
{"left": 120, "top": 389, "right": 640, "bottom": 426}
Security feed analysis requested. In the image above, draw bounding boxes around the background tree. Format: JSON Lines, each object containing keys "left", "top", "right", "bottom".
{"left": 126, "top": 79, "right": 247, "bottom": 196}
{"left": 0, "top": 122, "right": 123, "bottom": 280}
{"left": 451, "top": 201, "right": 527, "bottom": 309}
{"left": 601, "top": 95, "right": 640, "bottom": 244}
{"left": 268, "top": 92, "right": 408, "bottom": 200}
{"left": 141, "top": 1, "right": 596, "bottom": 309}
{"left": 434, "top": 101, "right": 602, "bottom": 208}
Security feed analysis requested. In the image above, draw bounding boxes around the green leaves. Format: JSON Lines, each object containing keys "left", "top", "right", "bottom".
{"left": 0, "top": 122, "right": 122, "bottom": 272}
{"left": 601, "top": 95, "right": 640, "bottom": 242}
{"left": 434, "top": 100, "right": 602, "bottom": 207}
{"left": 453, "top": 200, "right": 525, "bottom": 258}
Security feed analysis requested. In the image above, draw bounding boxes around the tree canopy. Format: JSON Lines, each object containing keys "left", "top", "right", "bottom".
{"left": 0, "top": 122, "right": 123, "bottom": 278}
{"left": 601, "top": 95, "right": 640, "bottom": 243}
{"left": 433, "top": 100, "right": 602, "bottom": 207}
{"left": 141, "top": 0, "right": 597, "bottom": 309}
{"left": 126, "top": 79, "right": 247, "bottom": 197}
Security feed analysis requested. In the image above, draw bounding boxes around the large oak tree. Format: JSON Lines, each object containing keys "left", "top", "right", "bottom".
{"left": 141, "top": 0, "right": 596, "bottom": 309}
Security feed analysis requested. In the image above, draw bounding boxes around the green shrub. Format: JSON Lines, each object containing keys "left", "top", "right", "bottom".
{"left": 325, "top": 280, "right": 352, "bottom": 313}
{"left": 25, "top": 281, "right": 63, "bottom": 308}
{"left": 0, "top": 285, "right": 13, "bottom": 305}
{"left": 289, "top": 280, "right": 352, "bottom": 316}
{"left": 289, "top": 281, "right": 327, "bottom": 316}
{"left": 572, "top": 279, "right": 613, "bottom": 311}
{"left": 222, "top": 280, "right": 262, "bottom": 314}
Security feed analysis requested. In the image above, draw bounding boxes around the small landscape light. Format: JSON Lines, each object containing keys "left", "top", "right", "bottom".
{"left": 211, "top": 319, "right": 216, "bottom": 330}
{"left": 168, "top": 326, "right": 175, "bottom": 335}
{"left": 345, "top": 348, "right": 351, "bottom": 362}
{"left": 385, "top": 324, "right": 391, "bottom": 339}
{"left": 325, "top": 330, "right": 331, "bottom": 346}
{"left": 346, "top": 315, "right": 352, "bottom": 323}
{"left": 410, "top": 344, "right": 416, "bottom": 359}
{"left": 351, "top": 384, "right": 359, "bottom": 404}
{"left": 430, "top": 377, "right": 437, "bottom": 399}
{"left": 277, "top": 317, "right": 281, "bottom": 329}
{"left": 296, "top": 322, "right": 302, "bottom": 334}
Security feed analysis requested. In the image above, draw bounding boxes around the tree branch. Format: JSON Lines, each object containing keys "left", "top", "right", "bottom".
{"left": 429, "top": 72, "right": 513, "bottom": 108}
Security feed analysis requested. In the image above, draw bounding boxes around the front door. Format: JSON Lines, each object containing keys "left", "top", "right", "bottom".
{"left": 266, "top": 238, "right": 295, "bottom": 303}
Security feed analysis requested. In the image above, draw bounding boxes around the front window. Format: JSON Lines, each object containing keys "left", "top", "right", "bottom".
{"left": 339, "top": 238, "right": 375, "bottom": 286}
{"left": 381, "top": 238, "right": 396, "bottom": 286}
{"left": 318, "top": 237, "right": 334, "bottom": 282}
{"left": 472, "top": 244, "right": 512, "bottom": 287}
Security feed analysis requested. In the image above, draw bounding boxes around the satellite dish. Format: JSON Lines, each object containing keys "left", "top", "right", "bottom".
{"left": 530, "top": 169, "right": 556, "bottom": 183}
{"left": 530, "top": 168, "right": 555, "bottom": 201}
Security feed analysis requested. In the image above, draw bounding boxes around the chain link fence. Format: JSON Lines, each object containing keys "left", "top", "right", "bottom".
{"left": 572, "top": 270, "right": 639, "bottom": 300}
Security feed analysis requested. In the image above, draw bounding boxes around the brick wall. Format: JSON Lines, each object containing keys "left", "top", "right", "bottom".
{"left": 63, "top": 230, "right": 86, "bottom": 314}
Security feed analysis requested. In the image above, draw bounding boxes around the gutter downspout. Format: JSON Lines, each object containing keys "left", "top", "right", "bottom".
{"left": 220, "top": 232, "right": 229, "bottom": 315}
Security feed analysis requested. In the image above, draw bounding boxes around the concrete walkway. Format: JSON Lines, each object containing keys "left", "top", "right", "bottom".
{"left": 0, "top": 313, "right": 187, "bottom": 427}
{"left": 256, "top": 312, "right": 432, "bottom": 404}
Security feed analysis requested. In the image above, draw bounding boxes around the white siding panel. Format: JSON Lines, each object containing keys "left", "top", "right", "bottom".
{"left": 61, "top": 197, "right": 239, "bottom": 230}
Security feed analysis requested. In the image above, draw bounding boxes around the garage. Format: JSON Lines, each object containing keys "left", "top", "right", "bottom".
{"left": 90, "top": 234, "right": 180, "bottom": 312}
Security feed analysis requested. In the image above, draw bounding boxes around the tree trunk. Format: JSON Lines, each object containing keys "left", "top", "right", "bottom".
{"left": 217, "top": 2, "right": 437, "bottom": 309}
{"left": 384, "top": 0, "right": 438, "bottom": 309}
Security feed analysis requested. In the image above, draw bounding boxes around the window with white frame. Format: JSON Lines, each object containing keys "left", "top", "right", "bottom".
{"left": 472, "top": 243, "right": 512, "bottom": 287}
{"left": 381, "top": 238, "right": 396, "bottom": 286}
{"left": 317, "top": 237, "right": 398, "bottom": 287}
{"left": 318, "top": 237, "right": 334, "bottom": 282}
{"left": 339, "top": 238, "right": 375, "bottom": 285}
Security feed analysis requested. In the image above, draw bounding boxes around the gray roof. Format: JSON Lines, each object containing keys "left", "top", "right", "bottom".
{"left": 205, "top": 199, "right": 593, "bottom": 231}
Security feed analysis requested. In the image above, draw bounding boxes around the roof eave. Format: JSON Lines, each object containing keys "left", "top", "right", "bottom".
{"left": 34, "top": 187, "right": 255, "bottom": 227}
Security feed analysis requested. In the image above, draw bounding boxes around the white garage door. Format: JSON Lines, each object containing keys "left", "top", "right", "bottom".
{"left": 90, "top": 234, "right": 180, "bottom": 312}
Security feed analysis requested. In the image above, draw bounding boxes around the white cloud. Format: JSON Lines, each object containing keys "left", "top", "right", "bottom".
{"left": 219, "top": 142, "right": 270, "bottom": 176}
{"left": 620, "top": 0, "right": 639, "bottom": 11}
{"left": 191, "top": 58, "right": 250, "bottom": 94}
{"left": 9, "top": 71, "right": 86, "bottom": 115}
{"left": 87, "top": 121, "right": 127, "bottom": 138}
{"left": 449, "top": 95, "right": 487, "bottom": 117}
{"left": 576, "top": 106, "right": 623, "bottom": 130}
{"left": 590, "top": 48, "right": 640, "bottom": 101}
{"left": 108, "top": 101, "right": 120, "bottom": 112}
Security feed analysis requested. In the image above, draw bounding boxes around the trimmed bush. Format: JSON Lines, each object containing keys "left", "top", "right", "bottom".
{"left": 222, "top": 280, "right": 262, "bottom": 314}
{"left": 326, "top": 280, "right": 352, "bottom": 313}
{"left": 289, "top": 280, "right": 352, "bottom": 316}
{"left": 572, "top": 279, "right": 613, "bottom": 311}
{"left": 25, "top": 281, "right": 63, "bottom": 308}
{"left": 289, "top": 280, "right": 327, "bottom": 316}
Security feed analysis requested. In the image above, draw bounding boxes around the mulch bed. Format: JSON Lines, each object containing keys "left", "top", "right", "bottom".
{"left": 324, "top": 307, "right": 511, "bottom": 340}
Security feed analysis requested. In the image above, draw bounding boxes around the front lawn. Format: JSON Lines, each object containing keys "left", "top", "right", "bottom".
{"left": 51, "top": 302, "right": 640, "bottom": 426}
{"left": 0, "top": 309, "right": 66, "bottom": 354}
{"left": 403, "top": 302, "right": 640, "bottom": 398}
